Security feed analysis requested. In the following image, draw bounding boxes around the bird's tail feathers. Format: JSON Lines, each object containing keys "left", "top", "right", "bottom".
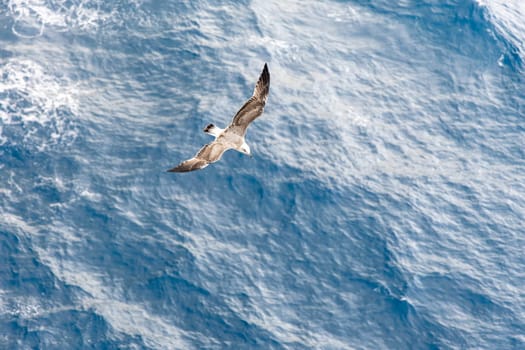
{"left": 203, "top": 124, "right": 222, "bottom": 137}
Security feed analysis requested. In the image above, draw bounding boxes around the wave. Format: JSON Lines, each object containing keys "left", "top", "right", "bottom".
{"left": 476, "top": 0, "right": 525, "bottom": 67}
{"left": 0, "top": 59, "right": 78, "bottom": 150}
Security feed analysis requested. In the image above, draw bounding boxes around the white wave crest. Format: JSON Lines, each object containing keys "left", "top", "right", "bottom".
{"left": 476, "top": 0, "right": 525, "bottom": 62}
{"left": 7, "top": 0, "right": 110, "bottom": 38}
{"left": 0, "top": 59, "right": 78, "bottom": 149}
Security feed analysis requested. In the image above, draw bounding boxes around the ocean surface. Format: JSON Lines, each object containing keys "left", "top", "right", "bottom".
{"left": 1, "top": 0, "right": 524, "bottom": 349}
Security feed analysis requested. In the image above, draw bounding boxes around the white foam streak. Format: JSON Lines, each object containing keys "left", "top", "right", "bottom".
{"left": 7, "top": 0, "right": 109, "bottom": 37}
{"left": 1, "top": 192, "right": 192, "bottom": 348}
{"left": 34, "top": 251, "right": 195, "bottom": 349}
{"left": 186, "top": 226, "right": 354, "bottom": 349}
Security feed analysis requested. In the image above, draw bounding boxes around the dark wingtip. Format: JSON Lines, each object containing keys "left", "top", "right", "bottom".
{"left": 262, "top": 63, "right": 269, "bottom": 79}
{"left": 167, "top": 167, "right": 190, "bottom": 173}
{"left": 258, "top": 63, "right": 270, "bottom": 98}
{"left": 167, "top": 159, "right": 208, "bottom": 173}
{"left": 167, "top": 164, "right": 189, "bottom": 172}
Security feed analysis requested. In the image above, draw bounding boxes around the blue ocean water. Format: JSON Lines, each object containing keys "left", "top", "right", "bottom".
{"left": 1, "top": 0, "right": 524, "bottom": 348}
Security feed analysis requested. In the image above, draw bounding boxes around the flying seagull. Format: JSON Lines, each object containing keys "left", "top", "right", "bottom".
{"left": 168, "top": 63, "right": 270, "bottom": 173}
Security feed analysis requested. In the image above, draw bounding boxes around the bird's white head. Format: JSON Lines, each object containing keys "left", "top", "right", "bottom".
{"left": 240, "top": 143, "right": 252, "bottom": 157}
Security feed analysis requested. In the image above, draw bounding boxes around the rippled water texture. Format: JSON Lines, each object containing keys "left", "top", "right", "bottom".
{"left": 1, "top": 0, "right": 524, "bottom": 349}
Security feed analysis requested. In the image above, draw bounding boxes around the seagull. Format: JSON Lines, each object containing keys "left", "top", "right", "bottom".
{"left": 168, "top": 63, "right": 270, "bottom": 173}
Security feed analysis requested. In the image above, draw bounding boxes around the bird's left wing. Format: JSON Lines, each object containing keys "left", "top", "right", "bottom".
{"left": 227, "top": 63, "right": 270, "bottom": 136}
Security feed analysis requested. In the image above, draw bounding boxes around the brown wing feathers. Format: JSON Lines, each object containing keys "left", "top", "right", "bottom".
{"left": 231, "top": 63, "right": 270, "bottom": 128}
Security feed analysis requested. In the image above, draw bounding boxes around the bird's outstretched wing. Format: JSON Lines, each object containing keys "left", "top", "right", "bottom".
{"left": 167, "top": 141, "right": 230, "bottom": 173}
{"left": 227, "top": 63, "right": 270, "bottom": 136}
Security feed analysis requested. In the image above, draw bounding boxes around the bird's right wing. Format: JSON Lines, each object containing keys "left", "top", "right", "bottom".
{"left": 167, "top": 141, "right": 229, "bottom": 173}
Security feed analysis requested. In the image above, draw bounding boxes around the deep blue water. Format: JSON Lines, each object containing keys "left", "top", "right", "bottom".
{"left": 1, "top": 0, "right": 524, "bottom": 349}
